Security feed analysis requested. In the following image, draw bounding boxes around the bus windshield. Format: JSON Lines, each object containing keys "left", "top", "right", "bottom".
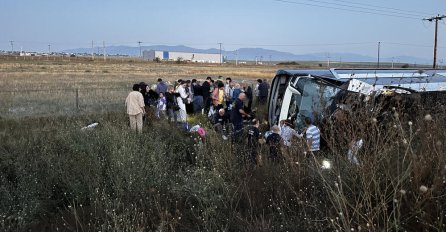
{"left": 288, "top": 76, "right": 342, "bottom": 130}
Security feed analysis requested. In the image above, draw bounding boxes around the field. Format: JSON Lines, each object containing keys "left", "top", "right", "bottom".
{"left": 1, "top": 57, "right": 446, "bottom": 231}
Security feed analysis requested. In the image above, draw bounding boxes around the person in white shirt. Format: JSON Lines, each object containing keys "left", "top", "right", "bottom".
{"left": 279, "top": 119, "right": 303, "bottom": 161}
{"left": 304, "top": 117, "right": 321, "bottom": 153}
{"left": 279, "top": 119, "right": 302, "bottom": 147}
{"left": 125, "top": 84, "right": 145, "bottom": 133}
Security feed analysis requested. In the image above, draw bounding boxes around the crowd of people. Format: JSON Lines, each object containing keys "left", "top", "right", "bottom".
{"left": 125, "top": 76, "right": 324, "bottom": 166}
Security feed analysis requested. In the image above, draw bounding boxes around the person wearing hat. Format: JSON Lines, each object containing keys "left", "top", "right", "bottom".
{"left": 266, "top": 125, "right": 283, "bottom": 161}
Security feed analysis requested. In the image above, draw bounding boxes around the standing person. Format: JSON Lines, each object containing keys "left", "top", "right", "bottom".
{"left": 258, "top": 79, "right": 268, "bottom": 105}
{"left": 139, "top": 82, "right": 151, "bottom": 116}
{"left": 224, "top": 77, "right": 233, "bottom": 109}
{"left": 231, "top": 92, "right": 251, "bottom": 142}
{"left": 165, "top": 85, "right": 178, "bottom": 123}
{"left": 176, "top": 80, "right": 188, "bottom": 103}
{"left": 185, "top": 80, "right": 194, "bottom": 114}
{"left": 232, "top": 83, "right": 242, "bottom": 102}
{"left": 202, "top": 76, "right": 212, "bottom": 113}
{"left": 212, "top": 82, "right": 225, "bottom": 111}
{"left": 192, "top": 79, "right": 203, "bottom": 113}
{"left": 243, "top": 81, "right": 253, "bottom": 113}
{"left": 255, "top": 80, "right": 260, "bottom": 104}
{"left": 266, "top": 125, "right": 282, "bottom": 161}
{"left": 156, "top": 78, "right": 168, "bottom": 94}
{"left": 156, "top": 92, "right": 167, "bottom": 119}
{"left": 304, "top": 117, "right": 321, "bottom": 154}
{"left": 176, "top": 92, "right": 187, "bottom": 129}
{"left": 125, "top": 84, "right": 146, "bottom": 133}
{"left": 246, "top": 119, "right": 261, "bottom": 165}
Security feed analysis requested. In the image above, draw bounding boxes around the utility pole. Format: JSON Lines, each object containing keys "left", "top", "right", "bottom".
{"left": 138, "top": 41, "right": 142, "bottom": 59}
{"left": 235, "top": 49, "right": 238, "bottom": 66}
{"left": 327, "top": 53, "right": 331, "bottom": 68}
{"left": 377, "top": 42, "right": 381, "bottom": 68}
{"left": 392, "top": 57, "right": 394, "bottom": 69}
{"left": 103, "top": 41, "right": 106, "bottom": 61}
{"left": 423, "top": 15, "right": 446, "bottom": 69}
{"left": 9, "top": 40, "right": 14, "bottom": 53}
{"left": 91, "top": 40, "right": 94, "bottom": 60}
{"left": 47, "top": 44, "right": 51, "bottom": 61}
{"left": 218, "top": 42, "right": 222, "bottom": 65}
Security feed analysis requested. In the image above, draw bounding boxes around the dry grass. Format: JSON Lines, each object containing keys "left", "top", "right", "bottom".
{"left": 0, "top": 58, "right": 280, "bottom": 117}
{"left": 0, "top": 58, "right": 277, "bottom": 91}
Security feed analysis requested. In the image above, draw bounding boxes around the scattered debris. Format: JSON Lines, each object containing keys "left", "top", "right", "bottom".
{"left": 81, "top": 122, "right": 98, "bottom": 131}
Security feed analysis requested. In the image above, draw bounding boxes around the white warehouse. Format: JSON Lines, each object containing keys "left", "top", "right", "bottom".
{"left": 143, "top": 50, "right": 221, "bottom": 63}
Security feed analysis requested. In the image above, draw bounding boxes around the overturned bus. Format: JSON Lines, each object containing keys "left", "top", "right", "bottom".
{"left": 268, "top": 69, "right": 446, "bottom": 130}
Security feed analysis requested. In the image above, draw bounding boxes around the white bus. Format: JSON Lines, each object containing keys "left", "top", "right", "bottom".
{"left": 268, "top": 69, "right": 446, "bottom": 130}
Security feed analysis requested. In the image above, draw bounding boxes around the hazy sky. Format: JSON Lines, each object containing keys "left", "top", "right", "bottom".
{"left": 1, "top": 0, "right": 445, "bottom": 60}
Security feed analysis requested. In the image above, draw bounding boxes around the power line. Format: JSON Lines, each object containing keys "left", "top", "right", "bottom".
{"left": 329, "top": 0, "right": 433, "bottom": 16}
{"left": 226, "top": 42, "right": 375, "bottom": 47}
{"left": 273, "top": 0, "right": 422, "bottom": 20}
{"left": 305, "top": 0, "right": 427, "bottom": 17}
{"left": 382, "top": 42, "right": 446, "bottom": 49}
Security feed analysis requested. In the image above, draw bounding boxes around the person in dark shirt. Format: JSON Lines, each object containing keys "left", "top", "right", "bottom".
{"left": 257, "top": 79, "right": 269, "bottom": 105}
{"left": 266, "top": 125, "right": 282, "bottom": 161}
{"left": 191, "top": 79, "right": 203, "bottom": 113}
{"left": 246, "top": 119, "right": 261, "bottom": 165}
{"left": 165, "top": 85, "right": 178, "bottom": 123}
{"left": 243, "top": 81, "right": 253, "bottom": 113}
{"left": 231, "top": 93, "right": 251, "bottom": 142}
{"left": 202, "top": 77, "right": 212, "bottom": 113}
{"left": 213, "top": 108, "right": 230, "bottom": 139}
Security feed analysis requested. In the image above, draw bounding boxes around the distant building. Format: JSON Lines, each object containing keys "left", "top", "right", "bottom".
{"left": 143, "top": 50, "right": 221, "bottom": 63}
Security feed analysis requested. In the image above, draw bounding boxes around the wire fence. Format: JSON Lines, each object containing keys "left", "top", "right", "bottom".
{"left": 0, "top": 87, "right": 130, "bottom": 118}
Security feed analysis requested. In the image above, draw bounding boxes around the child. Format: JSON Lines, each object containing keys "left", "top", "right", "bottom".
{"left": 156, "top": 92, "right": 167, "bottom": 119}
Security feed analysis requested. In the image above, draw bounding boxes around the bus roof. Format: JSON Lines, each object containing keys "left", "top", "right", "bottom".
{"left": 275, "top": 69, "right": 446, "bottom": 92}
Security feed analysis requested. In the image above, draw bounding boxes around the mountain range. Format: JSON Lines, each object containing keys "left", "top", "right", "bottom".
{"left": 62, "top": 45, "right": 432, "bottom": 64}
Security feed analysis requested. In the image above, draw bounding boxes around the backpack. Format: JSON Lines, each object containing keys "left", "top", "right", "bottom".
{"left": 171, "top": 97, "right": 180, "bottom": 111}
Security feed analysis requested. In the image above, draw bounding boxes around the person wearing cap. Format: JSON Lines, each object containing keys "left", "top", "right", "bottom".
{"left": 266, "top": 125, "right": 282, "bottom": 161}
{"left": 125, "top": 84, "right": 146, "bottom": 133}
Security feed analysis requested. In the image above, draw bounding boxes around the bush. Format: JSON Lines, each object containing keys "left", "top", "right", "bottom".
{"left": 1, "top": 106, "right": 446, "bottom": 231}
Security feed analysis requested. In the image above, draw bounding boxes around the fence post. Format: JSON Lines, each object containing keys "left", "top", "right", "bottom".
{"left": 76, "top": 88, "right": 79, "bottom": 109}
